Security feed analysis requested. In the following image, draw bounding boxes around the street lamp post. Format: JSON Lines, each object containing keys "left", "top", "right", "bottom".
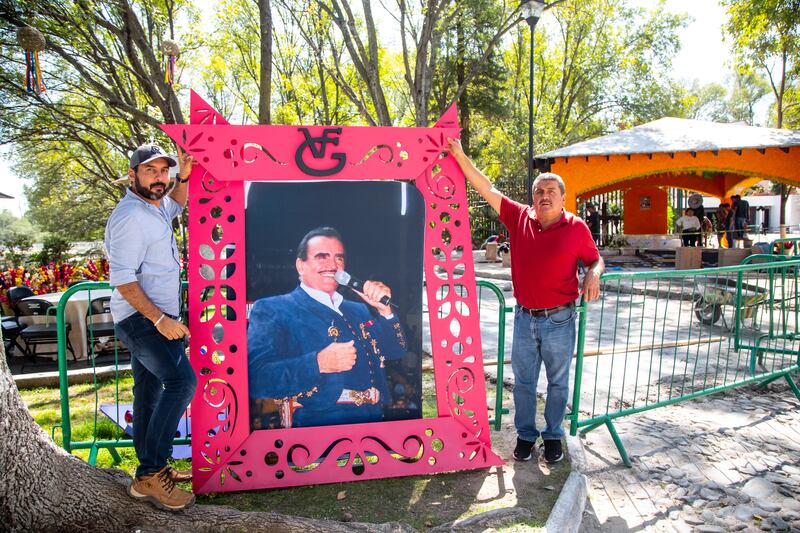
{"left": 519, "top": 0, "right": 559, "bottom": 205}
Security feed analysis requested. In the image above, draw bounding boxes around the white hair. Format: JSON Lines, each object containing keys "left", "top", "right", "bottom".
{"left": 532, "top": 172, "right": 565, "bottom": 195}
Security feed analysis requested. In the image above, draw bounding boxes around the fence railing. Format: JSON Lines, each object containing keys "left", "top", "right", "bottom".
{"left": 569, "top": 258, "right": 800, "bottom": 465}
{"left": 53, "top": 281, "right": 190, "bottom": 465}
{"left": 475, "top": 281, "right": 512, "bottom": 430}
{"left": 54, "top": 280, "right": 510, "bottom": 464}
{"left": 47, "top": 256, "right": 800, "bottom": 470}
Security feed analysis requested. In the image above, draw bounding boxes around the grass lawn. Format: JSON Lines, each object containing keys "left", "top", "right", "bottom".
{"left": 19, "top": 372, "right": 566, "bottom": 530}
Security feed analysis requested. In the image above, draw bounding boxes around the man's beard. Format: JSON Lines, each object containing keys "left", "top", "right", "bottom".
{"left": 133, "top": 174, "right": 170, "bottom": 200}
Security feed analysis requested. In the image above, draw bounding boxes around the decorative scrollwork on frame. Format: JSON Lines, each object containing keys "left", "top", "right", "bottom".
{"left": 361, "top": 435, "right": 424, "bottom": 464}
{"left": 425, "top": 166, "right": 457, "bottom": 200}
{"left": 195, "top": 107, "right": 222, "bottom": 125}
{"left": 281, "top": 433, "right": 426, "bottom": 477}
{"left": 201, "top": 167, "right": 228, "bottom": 193}
{"left": 203, "top": 378, "right": 238, "bottom": 436}
{"left": 446, "top": 367, "right": 478, "bottom": 420}
{"left": 286, "top": 438, "right": 351, "bottom": 473}
{"left": 198, "top": 445, "right": 245, "bottom": 486}
{"left": 351, "top": 144, "right": 394, "bottom": 166}
{"left": 241, "top": 142, "right": 287, "bottom": 165}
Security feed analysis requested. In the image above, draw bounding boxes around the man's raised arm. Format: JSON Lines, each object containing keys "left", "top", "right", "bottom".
{"left": 445, "top": 138, "right": 504, "bottom": 214}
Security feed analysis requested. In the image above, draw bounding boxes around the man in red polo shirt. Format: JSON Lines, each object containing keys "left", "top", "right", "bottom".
{"left": 446, "top": 138, "right": 603, "bottom": 463}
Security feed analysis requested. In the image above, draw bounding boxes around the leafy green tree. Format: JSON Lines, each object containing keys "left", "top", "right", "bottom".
{"left": 0, "top": 210, "right": 38, "bottom": 267}
{"left": 431, "top": 0, "right": 512, "bottom": 151}
{"left": 469, "top": 0, "right": 687, "bottom": 204}
{"left": 723, "top": 0, "right": 800, "bottom": 229}
{"left": 723, "top": 0, "right": 799, "bottom": 129}
{"left": 0, "top": 209, "right": 38, "bottom": 244}
{"left": 35, "top": 233, "right": 71, "bottom": 265}
{"left": 727, "top": 70, "right": 771, "bottom": 125}
{"left": 684, "top": 82, "right": 731, "bottom": 122}
{"left": 0, "top": 0, "right": 197, "bottom": 238}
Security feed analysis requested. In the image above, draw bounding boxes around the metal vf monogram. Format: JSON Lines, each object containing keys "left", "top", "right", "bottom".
{"left": 295, "top": 127, "right": 346, "bottom": 176}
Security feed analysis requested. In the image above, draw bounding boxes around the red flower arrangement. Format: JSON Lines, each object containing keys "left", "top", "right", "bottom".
{"left": 0, "top": 259, "right": 109, "bottom": 306}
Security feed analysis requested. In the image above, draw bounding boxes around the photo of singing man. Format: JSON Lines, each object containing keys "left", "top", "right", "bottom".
{"left": 244, "top": 181, "right": 424, "bottom": 430}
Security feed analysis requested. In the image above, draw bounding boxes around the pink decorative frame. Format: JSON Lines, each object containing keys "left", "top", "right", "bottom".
{"left": 161, "top": 91, "right": 503, "bottom": 494}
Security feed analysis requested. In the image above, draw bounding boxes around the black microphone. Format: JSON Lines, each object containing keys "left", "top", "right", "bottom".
{"left": 334, "top": 270, "right": 393, "bottom": 307}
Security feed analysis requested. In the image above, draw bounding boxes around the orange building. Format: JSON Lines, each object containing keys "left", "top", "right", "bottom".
{"left": 533, "top": 118, "right": 800, "bottom": 235}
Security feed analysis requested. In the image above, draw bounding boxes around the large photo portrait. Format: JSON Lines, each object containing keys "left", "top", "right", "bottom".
{"left": 165, "top": 95, "right": 503, "bottom": 493}
{"left": 245, "top": 181, "right": 424, "bottom": 431}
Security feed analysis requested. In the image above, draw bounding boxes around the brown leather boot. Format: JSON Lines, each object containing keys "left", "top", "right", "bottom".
{"left": 167, "top": 466, "right": 192, "bottom": 483}
{"left": 128, "top": 466, "right": 195, "bottom": 511}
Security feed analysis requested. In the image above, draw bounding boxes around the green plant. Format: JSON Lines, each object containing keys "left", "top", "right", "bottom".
{"left": 36, "top": 234, "right": 72, "bottom": 265}
{"left": 2, "top": 234, "right": 34, "bottom": 267}
{"left": 667, "top": 205, "right": 675, "bottom": 231}
{"left": 608, "top": 203, "right": 623, "bottom": 216}
{"left": 607, "top": 233, "right": 630, "bottom": 248}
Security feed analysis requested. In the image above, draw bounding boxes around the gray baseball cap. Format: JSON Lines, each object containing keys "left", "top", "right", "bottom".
{"left": 129, "top": 144, "right": 178, "bottom": 168}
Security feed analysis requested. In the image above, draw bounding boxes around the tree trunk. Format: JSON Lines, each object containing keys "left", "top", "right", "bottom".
{"left": 258, "top": 0, "right": 273, "bottom": 125}
{"left": 456, "top": 15, "right": 470, "bottom": 152}
{"left": 780, "top": 182, "right": 789, "bottom": 238}
{"left": 0, "top": 343, "right": 413, "bottom": 532}
{"left": 771, "top": 47, "right": 788, "bottom": 236}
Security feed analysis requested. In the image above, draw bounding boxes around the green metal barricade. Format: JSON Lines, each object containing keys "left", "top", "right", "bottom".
{"left": 53, "top": 281, "right": 190, "bottom": 465}
{"left": 475, "top": 281, "right": 512, "bottom": 430}
{"left": 570, "top": 259, "right": 800, "bottom": 466}
{"left": 431, "top": 280, "right": 512, "bottom": 430}
{"left": 56, "top": 280, "right": 510, "bottom": 464}
{"left": 770, "top": 236, "right": 800, "bottom": 257}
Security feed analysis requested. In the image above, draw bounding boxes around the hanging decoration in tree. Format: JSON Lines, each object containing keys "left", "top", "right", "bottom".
{"left": 162, "top": 39, "right": 180, "bottom": 86}
{"left": 17, "top": 26, "right": 46, "bottom": 95}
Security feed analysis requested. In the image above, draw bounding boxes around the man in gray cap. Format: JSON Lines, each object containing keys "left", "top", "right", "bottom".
{"left": 105, "top": 143, "right": 197, "bottom": 511}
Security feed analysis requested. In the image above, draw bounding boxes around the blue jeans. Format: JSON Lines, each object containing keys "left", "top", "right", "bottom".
{"left": 115, "top": 313, "right": 196, "bottom": 478}
{"left": 511, "top": 305, "right": 576, "bottom": 442}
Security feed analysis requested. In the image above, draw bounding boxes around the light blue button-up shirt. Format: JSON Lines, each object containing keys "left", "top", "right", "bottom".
{"left": 105, "top": 188, "right": 182, "bottom": 323}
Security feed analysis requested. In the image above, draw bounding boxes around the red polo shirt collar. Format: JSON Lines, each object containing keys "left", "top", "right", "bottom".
{"left": 529, "top": 208, "right": 568, "bottom": 232}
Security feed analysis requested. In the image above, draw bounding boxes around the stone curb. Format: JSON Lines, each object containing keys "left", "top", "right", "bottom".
{"left": 544, "top": 435, "right": 588, "bottom": 533}
{"left": 13, "top": 363, "right": 131, "bottom": 389}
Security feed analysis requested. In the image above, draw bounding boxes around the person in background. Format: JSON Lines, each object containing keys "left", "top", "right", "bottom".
{"left": 725, "top": 201, "right": 737, "bottom": 248}
{"left": 732, "top": 195, "right": 750, "bottom": 246}
{"left": 585, "top": 203, "right": 602, "bottom": 246}
{"left": 701, "top": 216, "right": 713, "bottom": 248}
{"left": 716, "top": 203, "right": 731, "bottom": 248}
{"left": 676, "top": 208, "right": 701, "bottom": 247}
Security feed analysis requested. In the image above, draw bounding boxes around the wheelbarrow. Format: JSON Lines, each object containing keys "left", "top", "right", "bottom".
{"left": 692, "top": 276, "right": 770, "bottom": 328}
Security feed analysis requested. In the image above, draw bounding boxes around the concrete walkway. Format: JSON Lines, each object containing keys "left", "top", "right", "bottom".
{"left": 579, "top": 382, "right": 800, "bottom": 532}
{"left": 444, "top": 252, "right": 800, "bottom": 532}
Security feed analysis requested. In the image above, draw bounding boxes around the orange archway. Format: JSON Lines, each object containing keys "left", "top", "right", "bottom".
{"left": 534, "top": 118, "right": 800, "bottom": 233}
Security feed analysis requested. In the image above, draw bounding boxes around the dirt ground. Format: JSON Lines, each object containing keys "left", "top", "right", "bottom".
{"left": 198, "top": 399, "right": 570, "bottom": 531}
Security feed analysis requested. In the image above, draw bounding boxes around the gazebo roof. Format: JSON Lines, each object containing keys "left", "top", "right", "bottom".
{"left": 536, "top": 117, "right": 800, "bottom": 159}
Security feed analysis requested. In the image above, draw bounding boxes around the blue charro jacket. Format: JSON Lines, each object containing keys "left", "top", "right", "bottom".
{"left": 247, "top": 286, "right": 408, "bottom": 427}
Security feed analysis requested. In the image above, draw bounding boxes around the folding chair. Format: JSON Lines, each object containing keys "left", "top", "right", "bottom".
{"left": 2, "top": 286, "right": 34, "bottom": 358}
{"left": 16, "top": 299, "right": 77, "bottom": 363}
{"left": 86, "top": 296, "right": 126, "bottom": 360}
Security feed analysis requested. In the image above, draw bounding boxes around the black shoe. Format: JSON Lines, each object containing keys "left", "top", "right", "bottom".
{"left": 542, "top": 439, "right": 564, "bottom": 464}
{"left": 513, "top": 438, "right": 535, "bottom": 461}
